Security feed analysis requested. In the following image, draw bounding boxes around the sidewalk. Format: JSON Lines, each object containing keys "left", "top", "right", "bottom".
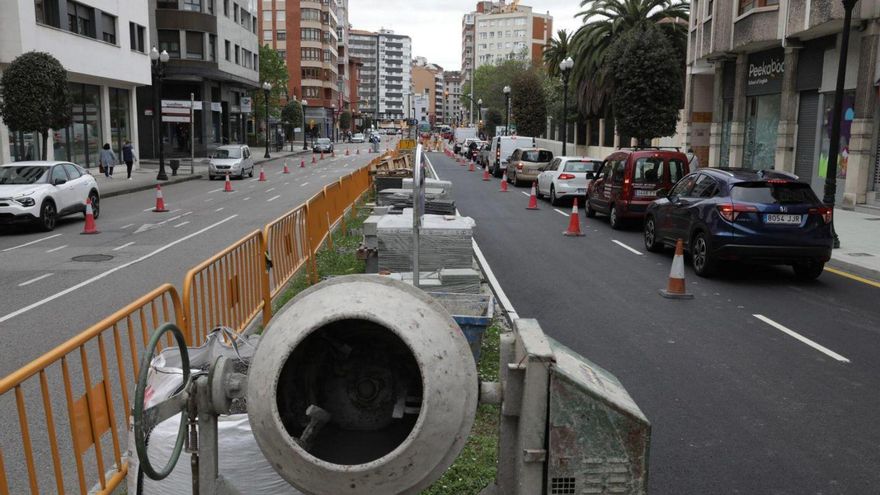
{"left": 93, "top": 147, "right": 308, "bottom": 198}
{"left": 829, "top": 207, "right": 880, "bottom": 282}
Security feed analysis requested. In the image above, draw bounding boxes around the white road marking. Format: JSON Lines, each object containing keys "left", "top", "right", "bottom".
{"left": 553, "top": 208, "right": 569, "bottom": 217}
{"left": 120, "top": 224, "right": 134, "bottom": 229}
{"left": 2, "top": 234, "right": 63, "bottom": 252}
{"left": 208, "top": 188, "right": 223, "bottom": 193}
{"left": 320, "top": 175, "right": 327, "bottom": 178}
{"left": 173, "top": 221, "right": 190, "bottom": 228}
{"left": 18, "top": 273, "right": 54, "bottom": 287}
{"left": 266, "top": 187, "right": 275, "bottom": 192}
{"left": 300, "top": 182, "right": 309, "bottom": 187}
{"left": 180, "top": 211, "right": 193, "bottom": 217}
{"left": 520, "top": 191, "right": 530, "bottom": 197}
{"left": 112, "top": 242, "right": 135, "bottom": 251}
{"left": 45, "top": 245, "right": 68, "bottom": 253}
{"left": 205, "top": 198, "right": 214, "bottom": 202}
{"left": 753, "top": 314, "right": 850, "bottom": 363}
{"left": 612, "top": 240, "right": 643, "bottom": 256}
{"left": 267, "top": 195, "right": 281, "bottom": 202}
{"left": 0, "top": 215, "right": 238, "bottom": 325}
{"left": 243, "top": 197, "right": 251, "bottom": 201}
{"left": 284, "top": 182, "right": 289, "bottom": 185}
{"left": 215, "top": 207, "right": 224, "bottom": 212}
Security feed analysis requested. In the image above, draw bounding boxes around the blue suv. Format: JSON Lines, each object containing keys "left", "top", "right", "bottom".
{"left": 644, "top": 168, "right": 833, "bottom": 280}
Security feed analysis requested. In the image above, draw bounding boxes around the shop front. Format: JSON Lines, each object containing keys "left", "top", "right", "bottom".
{"left": 743, "top": 48, "right": 784, "bottom": 170}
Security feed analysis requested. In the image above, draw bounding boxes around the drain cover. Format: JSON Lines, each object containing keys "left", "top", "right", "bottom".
{"left": 72, "top": 254, "right": 114, "bottom": 262}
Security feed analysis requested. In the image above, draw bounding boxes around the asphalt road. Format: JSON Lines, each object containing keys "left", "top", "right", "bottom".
{"left": 427, "top": 151, "right": 880, "bottom": 494}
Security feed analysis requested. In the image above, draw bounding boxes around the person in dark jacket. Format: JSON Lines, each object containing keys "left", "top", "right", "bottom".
{"left": 122, "top": 140, "right": 137, "bottom": 180}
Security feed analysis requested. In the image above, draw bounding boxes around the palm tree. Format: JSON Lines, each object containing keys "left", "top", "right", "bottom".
{"left": 570, "top": 0, "right": 689, "bottom": 116}
{"left": 543, "top": 29, "right": 571, "bottom": 78}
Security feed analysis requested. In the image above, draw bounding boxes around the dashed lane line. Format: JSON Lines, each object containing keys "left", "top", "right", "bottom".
{"left": 612, "top": 240, "right": 643, "bottom": 256}
{"left": 18, "top": 273, "right": 54, "bottom": 287}
{"left": 267, "top": 195, "right": 281, "bottom": 202}
{"left": 45, "top": 245, "right": 68, "bottom": 253}
{"left": 753, "top": 314, "right": 850, "bottom": 363}
{"left": 553, "top": 208, "right": 569, "bottom": 217}
{"left": 2, "top": 234, "right": 63, "bottom": 252}
{"left": 112, "top": 242, "right": 135, "bottom": 251}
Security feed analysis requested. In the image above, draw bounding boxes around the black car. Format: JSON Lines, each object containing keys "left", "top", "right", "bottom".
{"left": 644, "top": 168, "right": 833, "bottom": 279}
{"left": 312, "top": 138, "right": 333, "bottom": 153}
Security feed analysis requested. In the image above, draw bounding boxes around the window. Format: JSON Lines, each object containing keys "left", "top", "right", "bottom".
{"left": 67, "top": 1, "right": 94, "bottom": 37}
{"left": 234, "top": 4, "right": 239, "bottom": 22}
{"left": 669, "top": 159, "right": 686, "bottom": 183}
{"left": 276, "top": 30, "right": 286, "bottom": 40}
{"left": 276, "top": 10, "right": 285, "bottom": 21}
{"left": 301, "top": 28, "right": 320, "bottom": 40}
{"left": 158, "top": 30, "right": 180, "bottom": 57}
{"left": 183, "top": 0, "right": 201, "bottom": 12}
{"left": 34, "top": 0, "right": 60, "bottom": 27}
{"left": 101, "top": 13, "right": 116, "bottom": 43}
{"left": 208, "top": 34, "right": 216, "bottom": 61}
{"left": 263, "top": 29, "right": 272, "bottom": 40}
{"left": 225, "top": 39, "right": 230, "bottom": 60}
{"left": 739, "top": 0, "right": 778, "bottom": 14}
{"left": 690, "top": 175, "right": 719, "bottom": 198}
{"left": 62, "top": 163, "right": 82, "bottom": 179}
{"left": 234, "top": 44, "right": 239, "bottom": 63}
{"left": 253, "top": 53, "right": 258, "bottom": 70}
{"left": 262, "top": 9, "right": 271, "bottom": 20}
{"left": 157, "top": 0, "right": 178, "bottom": 8}
{"left": 276, "top": 49, "right": 286, "bottom": 59}
{"left": 633, "top": 157, "right": 664, "bottom": 184}
{"left": 301, "top": 47, "right": 321, "bottom": 60}
{"left": 224, "top": 0, "right": 229, "bottom": 15}
{"left": 301, "top": 8, "right": 320, "bottom": 21}
{"left": 129, "top": 23, "right": 145, "bottom": 52}
{"left": 731, "top": 182, "right": 819, "bottom": 204}
{"left": 670, "top": 174, "right": 696, "bottom": 197}
{"left": 51, "top": 166, "right": 68, "bottom": 184}
{"left": 207, "top": 0, "right": 213, "bottom": 13}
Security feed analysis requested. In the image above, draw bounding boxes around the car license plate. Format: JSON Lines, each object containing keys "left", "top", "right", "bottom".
{"left": 577, "top": 188, "right": 586, "bottom": 194}
{"left": 635, "top": 190, "right": 655, "bottom": 197}
{"left": 765, "top": 214, "right": 802, "bottom": 225}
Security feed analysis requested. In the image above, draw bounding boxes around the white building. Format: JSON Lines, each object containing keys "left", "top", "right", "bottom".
{"left": 0, "top": 0, "right": 151, "bottom": 166}
{"left": 350, "top": 28, "right": 412, "bottom": 123}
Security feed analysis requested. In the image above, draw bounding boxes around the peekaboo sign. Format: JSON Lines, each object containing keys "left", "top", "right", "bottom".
{"left": 746, "top": 48, "right": 785, "bottom": 96}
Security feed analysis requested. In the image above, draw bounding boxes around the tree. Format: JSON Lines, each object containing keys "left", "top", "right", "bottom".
{"left": 0, "top": 52, "right": 71, "bottom": 158}
{"left": 253, "top": 45, "right": 289, "bottom": 123}
{"left": 339, "top": 111, "right": 352, "bottom": 131}
{"left": 511, "top": 68, "right": 547, "bottom": 138}
{"left": 484, "top": 108, "right": 503, "bottom": 138}
{"left": 358, "top": 115, "right": 373, "bottom": 132}
{"left": 570, "top": 0, "right": 688, "bottom": 116}
{"left": 610, "top": 24, "right": 683, "bottom": 143}
{"left": 280, "top": 100, "right": 302, "bottom": 139}
{"left": 543, "top": 29, "right": 571, "bottom": 78}
{"left": 462, "top": 58, "right": 529, "bottom": 122}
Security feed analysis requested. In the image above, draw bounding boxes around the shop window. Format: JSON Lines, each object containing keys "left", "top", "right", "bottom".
{"left": 101, "top": 13, "right": 116, "bottom": 44}
{"left": 158, "top": 30, "right": 180, "bottom": 58}
{"left": 743, "top": 94, "right": 781, "bottom": 169}
{"left": 67, "top": 1, "right": 95, "bottom": 38}
{"left": 55, "top": 83, "right": 102, "bottom": 168}
{"left": 109, "top": 88, "right": 130, "bottom": 158}
{"left": 129, "top": 23, "right": 146, "bottom": 52}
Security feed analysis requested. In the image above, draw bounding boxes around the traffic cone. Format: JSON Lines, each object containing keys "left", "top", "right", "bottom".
{"left": 258, "top": 165, "right": 266, "bottom": 182}
{"left": 81, "top": 198, "right": 99, "bottom": 234}
{"left": 312, "top": 155, "right": 317, "bottom": 164}
{"left": 299, "top": 160, "right": 305, "bottom": 169}
{"left": 563, "top": 198, "right": 584, "bottom": 237}
{"left": 152, "top": 184, "right": 169, "bottom": 212}
{"left": 283, "top": 162, "right": 290, "bottom": 174}
{"left": 224, "top": 173, "right": 233, "bottom": 192}
{"left": 346, "top": 148, "right": 350, "bottom": 156}
{"left": 659, "top": 239, "right": 694, "bottom": 299}
{"left": 468, "top": 160, "right": 475, "bottom": 172}
{"left": 482, "top": 165, "right": 490, "bottom": 181}
{"left": 500, "top": 172, "right": 509, "bottom": 192}
{"left": 526, "top": 182, "right": 539, "bottom": 210}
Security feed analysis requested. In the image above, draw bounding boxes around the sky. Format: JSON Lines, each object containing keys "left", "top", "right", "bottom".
{"left": 347, "top": 0, "right": 584, "bottom": 71}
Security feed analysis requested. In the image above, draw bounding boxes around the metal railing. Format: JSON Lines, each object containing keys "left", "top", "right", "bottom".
{"left": 263, "top": 205, "right": 310, "bottom": 298}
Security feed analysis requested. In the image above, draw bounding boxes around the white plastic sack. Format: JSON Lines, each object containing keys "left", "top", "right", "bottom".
{"left": 126, "top": 329, "right": 301, "bottom": 495}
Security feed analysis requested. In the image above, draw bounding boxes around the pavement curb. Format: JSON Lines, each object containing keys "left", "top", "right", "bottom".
{"left": 827, "top": 258, "right": 880, "bottom": 284}
{"left": 101, "top": 174, "right": 204, "bottom": 199}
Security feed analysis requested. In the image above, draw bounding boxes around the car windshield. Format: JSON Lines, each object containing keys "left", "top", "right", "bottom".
{"left": 521, "top": 150, "right": 553, "bottom": 162}
{"left": 214, "top": 148, "right": 241, "bottom": 159}
{"left": 317, "top": 139, "right": 330, "bottom": 144}
{"left": 0, "top": 166, "right": 48, "bottom": 185}
{"left": 633, "top": 157, "right": 664, "bottom": 184}
{"left": 731, "top": 182, "right": 820, "bottom": 205}
{"left": 564, "top": 160, "right": 602, "bottom": 173}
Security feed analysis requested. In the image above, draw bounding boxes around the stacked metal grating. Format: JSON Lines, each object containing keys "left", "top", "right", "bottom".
{"left": 376, "top": 188, "right": 456, "bottom": 215}
{"left": 376, "top": 210, "right": 475, "bottom": 274}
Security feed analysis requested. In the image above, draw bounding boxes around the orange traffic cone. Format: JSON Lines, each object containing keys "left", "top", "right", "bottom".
{"left": 500, "top": 172, "right": 509, "bottom": 192}
{"left": 526, "top": 182, "right": 539, "bottom": 210}
{"left": 312, "top": 155, "right": 317, "bottom": 164}
{"left": 659, "top": 239, "right": 694, "bottom": 299}
{"left": 482, "top": 165, "right": 490, "bottom": 181}
{"left": 346, "top": 148, "right": 350, "bottom": 156}
{"left": 258, "top": 165, "right": 266, "bottom": 182}
{"left": 81, "top": 198, "right": 99, "bottom": 234}
{"left": 563, "top": 198, "right": 584, "bottom": 236}
{"left": 468, "top": 161, "right": 475, "bottom": 172}
{"left": 153, "top": 184, "right": 169, "bottom": 212}
{"left": 224, "top": 173, "right": 233, "bottom": 192}
{"left": 283, "top": 162, "right": 290, "bottom": 174}
{"left": 300, "top": 160, "right": 305, "bottom": 169}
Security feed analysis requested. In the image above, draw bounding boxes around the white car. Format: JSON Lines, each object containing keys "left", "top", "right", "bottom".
{"left": 0, "top": 161, "right": 100, "bottom": 231}
{"left": 351, "top": 133, "right": 365, "bottom": 143}
{"left": 536, "top": 156, "right": 603, "bottom": 206}
{"left": 208, "top": 145, "right": 254, "bottom": 180}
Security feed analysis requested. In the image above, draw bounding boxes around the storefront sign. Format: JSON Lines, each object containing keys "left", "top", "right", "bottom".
{"left": 162, "top": 100, "right": 203, "bottom": 110}
{"left": 211, "top": 102, "right": 222, "bottom": 112}
{"left": 746, "top": 48, "right": 785, "bottom": 96}
{"left": 162, "top": 115, "right": 191, "bottom": 123}
{"left": 241, "top": 97, "right": 253, "bottom": 113}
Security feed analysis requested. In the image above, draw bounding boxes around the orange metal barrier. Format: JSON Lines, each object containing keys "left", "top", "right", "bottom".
{"left": 263, "top": 205, "right": 310, "bottom": 298}
{"left": 0, "top": 284, "right": 184, "bottom": 495}
{"left": 182, "top": 230, "right": 271, "bottom": 344}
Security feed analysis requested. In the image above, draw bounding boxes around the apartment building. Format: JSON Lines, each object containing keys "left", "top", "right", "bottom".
{"left": 349, "top": 29, "right": 412, "bottom": 123}
{"left": 444, "top": 71, "right": 463, "bottom": 127}
{"left": 413, "top": 57, "right": 447, "bottom": 126}
{"left": 0, "top": 0, "right": 151, "bottom": 166}
{"left": 684, "top": 0, "right": 880, "bottom": 209}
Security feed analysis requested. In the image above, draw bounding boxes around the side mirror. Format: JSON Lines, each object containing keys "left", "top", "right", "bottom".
{"left": 53, "top": 178, "right": 66, "bottom": 186}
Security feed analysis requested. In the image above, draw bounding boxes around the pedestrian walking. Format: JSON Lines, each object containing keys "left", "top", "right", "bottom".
{"left": 99, "top": 143, "right": 118, "bottom": 178}
{"left": 686, "top": 148, "right": 701, "bottom": 170}
{"left": 122, "top": 140, "right": 137, "bottom": 180}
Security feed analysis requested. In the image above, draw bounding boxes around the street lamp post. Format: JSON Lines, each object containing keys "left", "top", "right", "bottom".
{"left": 302, "top": 99, "right": 309, "bottom": 150}
{"left": 559, "top": 56, "right": 574, "bottom": 156}
{"left": 823, "top": 0, "right": 857, "bottom": 249}
{"left": 503, "top": 85, "right": 511, "bottom": 136}
{"left": 150, "top": 47, "right": 170, "bottom": 181}
{"left": 444, "top": 90, "right": 449, "bottom": 125}
{"left": 262, "top": 82, "right": 272, "bottom": 159}
{"left": 477, "top": 98, "right": 483, "bottom": 134}
{"left": 331, "top": 103, "right": 337, "bottom": 142}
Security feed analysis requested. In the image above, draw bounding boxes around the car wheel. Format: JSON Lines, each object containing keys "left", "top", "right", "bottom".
{"left": 536, "top": 184, "right": 545, "bottom": 199}
{"left": 644, "top": 216, "right": 662, "bottom": 252}
{"left": 609, "top": 205, "right": 621, "bottom": 230}
{"left": 87, "top": 191, "right": 100, "bottom": 220}
{"left": 793, "top": 261, "right": 824, "bottom": 281}
{"left": 691, "top": 232, "right": 717, "bottom": 277}
{"left": 550, "top": 186, "right": 560, "bottom": 206}
{"left": 38, "top": 200, "right": 57, "bottom": 232}
{"left": 249, "top": 167, "right": 254, "bottom": 178}
{"left": 209, "top": 175, "right": 215, "bottom": 181}
{"left": 585, "top": 199, "right": 596, "bottom": 218}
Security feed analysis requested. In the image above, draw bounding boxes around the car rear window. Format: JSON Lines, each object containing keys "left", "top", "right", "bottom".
{"left": 731, "top": 182, "right": 821, "bottom": 205}
{"left": 522, "top": 150, "right": 553, "bottom": 162}
{"left": 633, "top": 157, "right": 664, "bottom": 184}
{"left": 564, "top": 160, "right": 601, "bottom": 173}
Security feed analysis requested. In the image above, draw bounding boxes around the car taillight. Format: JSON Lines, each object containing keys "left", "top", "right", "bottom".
{"left": 809, "top": 206, "right": 833, "bottom": 224}
{"left": 622, "top": 178, "right": 632, "bottom": 198}
{"left": 558, "top": 173, "right": 575, "bottom": 180}
{"left": 717, "top": 203, "right": 758, "bottom": 221}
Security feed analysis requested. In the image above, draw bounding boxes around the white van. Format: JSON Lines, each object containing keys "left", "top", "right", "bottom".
{"left": 453, "top": 127, "right": 477, "bottom": 144}
{"left": 487, "top": 135, "right": 535, "bottom": 177}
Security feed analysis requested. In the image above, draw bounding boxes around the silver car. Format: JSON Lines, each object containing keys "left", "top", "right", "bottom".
{"left": 209, "top": 145, "right": 254, "bottom": 180}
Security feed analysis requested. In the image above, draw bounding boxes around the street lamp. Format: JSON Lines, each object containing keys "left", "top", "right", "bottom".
{"left": 262, "top": 81, "right": 272, "bottom": 158}
{"left": 477, "top": 98, "right": 483, "bottom": 136}
{"left": 444, "top": 90, "right": 449, "bottom": 125}
{"left": 150, "top": 47, "right": 170, "bottom": 181}
{"left": 823, "top": 0, "right": 857, "bottom": 249}
{"left": 331, "top": 103, "right": 337, "bottom": 142}
{"left": 559, "top": 56, "right": 574, "bottom": 156}
{"left": 302, "top": 99, "right": 309, "bottom": 150}
{"left": 503, "top": 85, "right": 511, "bottom": 136}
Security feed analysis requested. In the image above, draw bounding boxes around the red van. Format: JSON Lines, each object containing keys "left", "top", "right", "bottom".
{"left": 585, "top": 149, "right": 690, "bottom": 229}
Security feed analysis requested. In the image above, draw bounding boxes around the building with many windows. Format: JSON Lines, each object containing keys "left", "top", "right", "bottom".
{"left": 444, "top": 71, "right": 463, "bottom": 127}
{"left": 412, "top": 57, "right": 446, "bottom": 126}
{"left": 349, "top": 28, "right": 411, "bottom": 123}
{"left": 0, "top": 0, "right": 151, "bottom": 166}
{"left": 683, "top": 0, "right": 880, "bottom": 209}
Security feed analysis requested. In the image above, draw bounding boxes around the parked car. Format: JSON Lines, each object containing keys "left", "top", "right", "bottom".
{"left": 506, "top": 148, "right": 554, "bottom": 187}
{"left": 536, "top": 157, "right": 603, "bottom": 205}
{"left": 351, "top": 133, "right": 365, "bottom": 143}
{"left": 487, "top": 135, "right": 535, "bottom": 177}
{"left": 586, "top": 148, "right": 689, "bottom": 229}
{"left": 209, "top": 145, "right": 254, "bottom": 180}
{"left": 313, "top": 138, "right": 334, "bottom": 154}
{"left": 0, "top": 161, "right": 100, "bottom": 231}
{"left": 644, "top": 168, "right": 833, "bottom": 279}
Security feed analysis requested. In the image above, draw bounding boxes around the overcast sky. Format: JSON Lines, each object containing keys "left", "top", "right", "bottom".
{"left": 347, "top": 0, "right": 584, "bottom": 71}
